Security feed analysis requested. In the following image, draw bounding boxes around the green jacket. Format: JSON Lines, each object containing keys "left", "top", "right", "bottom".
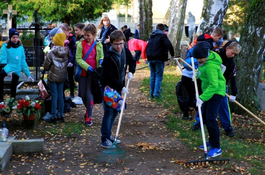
{"left": 197, "top": 51, "right": 226, "bottom": 102}
{"left": 76, "top": 41, "right": 103, "bottom": 71}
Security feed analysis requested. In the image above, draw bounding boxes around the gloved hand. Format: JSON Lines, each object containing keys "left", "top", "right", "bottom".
{"left": 7, "top": 72, "right": 14, "bottom": 79}
{"left": 118, "top": 100, "right": 124, "bottom": 107}
{"left": 27, "top": 76, "right": 34, "bottom": 82}
{"left": 100, "top": 59, "right": 103, "bottom": 65}
{"left": 127, "top": 72, "right": 133, "bottom": 81}
{"left": 121, "top": 87, "right": 129, "bottom": 94}
{"left": 196, "top": 97, "right": 203, "bottom": 107}
{"left": 229, "top": 95, "right": 236, "bottom": 102}
{"left": 87, "top": 66, "right": 94, "bottom": 72}
{"left": 67, "top": 62, "right": 73, "bottom": 67}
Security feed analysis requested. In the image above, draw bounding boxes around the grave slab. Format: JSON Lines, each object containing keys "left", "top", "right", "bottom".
{"left": 12, "top": 139, "right": 44, "bottom": 154}
{"left": 257, "top": 83, "right": 265, "bottom": 111}
{"left": 0, "top": 136, "right": 15, "bottom": 172}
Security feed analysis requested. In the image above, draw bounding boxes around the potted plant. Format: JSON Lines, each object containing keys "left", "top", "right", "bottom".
{"left": 16, "top": 95, "right": 41, "bottom": 120}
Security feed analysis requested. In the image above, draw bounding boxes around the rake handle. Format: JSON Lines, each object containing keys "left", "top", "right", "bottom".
{"left": 176, "top": 57, "right": 265, "bottom": 126}
{"left": 114, "top": 78, "right": 130, "bottom": 141}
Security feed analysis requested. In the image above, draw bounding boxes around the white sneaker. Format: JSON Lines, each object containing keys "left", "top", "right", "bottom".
{"left": 72, "top": 96, "right": 83, "bottom": 105}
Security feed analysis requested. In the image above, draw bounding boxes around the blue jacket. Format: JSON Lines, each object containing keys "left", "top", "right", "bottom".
{"left": 183, "top": 47, "right": 198, "bottom": 70}
{"left": 0, "top": 43, "right": 31, "bottom": 77}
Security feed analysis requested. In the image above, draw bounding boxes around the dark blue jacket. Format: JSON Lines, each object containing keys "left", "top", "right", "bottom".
{"left": 146, "top": 29, "right": 174, "bottom": 62}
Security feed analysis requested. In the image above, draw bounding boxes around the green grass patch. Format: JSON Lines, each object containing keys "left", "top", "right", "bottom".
{"left": 141, "top": 66, "right": 265, "bottom": 174}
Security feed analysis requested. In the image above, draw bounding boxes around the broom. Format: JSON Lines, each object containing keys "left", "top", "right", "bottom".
{"left": 95, "top": 78, "right": 132, "bottom": 166}
{"left": 174, "top": 57, "right": 230, "bottom": 166}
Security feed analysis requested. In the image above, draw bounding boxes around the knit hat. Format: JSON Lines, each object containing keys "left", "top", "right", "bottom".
{"left": 53, "top": 33, "right": 66, "bottom": 47}
{"left": 49, "top": 27, "right": 60, "bottom": 37}
{"left": 193, "top": 41, "right": 211, "bottom": 58}
{"left": 9, "top": 28, "right": 19, "bottom": 39}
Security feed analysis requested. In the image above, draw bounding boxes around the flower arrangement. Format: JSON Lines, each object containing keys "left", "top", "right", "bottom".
{"left": 16, "top": 95, "right": 41, "bottom": 118}
{"left": 0, "top": 98, "right": 14, "bottom": 117}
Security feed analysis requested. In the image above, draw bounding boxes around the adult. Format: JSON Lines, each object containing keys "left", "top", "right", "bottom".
{"left": 97, "top": 16, "right": 117, "bottom": 55}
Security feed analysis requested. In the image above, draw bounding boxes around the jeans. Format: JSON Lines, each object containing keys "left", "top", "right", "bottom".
{"left": 202, "top": 94, "right": 223, "bottom": 149}
{"left": 148, "top": 60, "right": 165, "bottom": 97}
{"left": 50, "top": 82, "right": 64, "bottom": 118}
{"left": 100, "top": 86, "right": 119, "bottom": 142}
{"left": 181, "top": 75, "right": 195, "bottom": 117}
{"left": 134, "top": 50, "right": 141, "bottom": 62}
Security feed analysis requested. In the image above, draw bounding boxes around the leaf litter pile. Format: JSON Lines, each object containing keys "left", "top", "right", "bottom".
{"left": 2, "top": 69, "right": 265, "bottom": 174}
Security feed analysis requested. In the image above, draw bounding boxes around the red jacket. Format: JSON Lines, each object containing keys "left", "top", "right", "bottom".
{"left": 128, "top": 39, "right": 147, "bottom": 59}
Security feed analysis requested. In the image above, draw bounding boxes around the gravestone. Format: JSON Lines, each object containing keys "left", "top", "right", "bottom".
{"left": 187, "top": 12, "right": 195, "bottom": 39}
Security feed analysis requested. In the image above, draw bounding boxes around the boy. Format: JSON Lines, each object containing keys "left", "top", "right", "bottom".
{"left": 100, "top": 30, "right": 136, "bottom": 148}
{"left": 192, "top": 40, "right": 242, "bottom": 137}
{"left": 146, "top": 23, "right": 174, "bottom": 98}
{"left": 193, "top": 41, "right": 226, "bottom": 157}
{"left": 197, "top": 27, "right": 223, "bottom": 50}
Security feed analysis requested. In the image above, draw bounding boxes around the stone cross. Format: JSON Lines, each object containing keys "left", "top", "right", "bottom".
{"left": 3, "top": 5, "right": 17, "bottom": 35}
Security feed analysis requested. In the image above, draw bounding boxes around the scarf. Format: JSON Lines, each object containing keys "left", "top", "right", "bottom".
{"left": 10, "top": 41, "right": 21, "bottom": 48}
{"left": 101, "top": 26, "right": 109, "bottom": 44}
{"left": 110, "top": 46, "right": 126, "bottom": 83}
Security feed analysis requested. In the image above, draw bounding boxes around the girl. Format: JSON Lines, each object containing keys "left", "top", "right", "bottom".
{"left": 44, "top": 32, "right": 68, "bottom": 124}
{"left": 74, "top": 23, "right": 85, "bottom": 42}
{"left": 60, "top": 23, "right": 77, "bottom": 98}
{"left": 76, "top": 24, "right": 104, "bottom": 126}
{"left": 0, "top": 28, "right": 34, "bottom": 102}
{"left": 97, "top": 16, "right": 117, "bottom": 54}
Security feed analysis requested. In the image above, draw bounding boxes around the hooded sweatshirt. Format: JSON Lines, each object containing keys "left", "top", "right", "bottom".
{"left": 197, "top": 51, "right": 226, "bottom": 102}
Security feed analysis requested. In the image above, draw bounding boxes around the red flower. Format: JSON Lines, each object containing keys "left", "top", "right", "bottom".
{"left": 23, "top": 100, "right": 30, "bottom": 107}
{"left": 17, "top": 104, "right": 23, "bottom": 110}
{"left": 0, "top": 104, "right": 5, "bottom": 109}
{"left": 35, "top": 103, "right": 41, "bottom": 110}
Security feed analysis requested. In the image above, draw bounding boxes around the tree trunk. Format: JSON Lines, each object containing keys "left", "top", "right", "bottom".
{"left": 234, "top": 0, "right": 265, "bottom": 113}
{"left": 139, "top": 0, "right": 153, "bottom": 41}
{"left": 167, "top": 0, "right": 188, "bottom": 57}
{"left": 197, "top": 0, "right": 229, "bottom": 34}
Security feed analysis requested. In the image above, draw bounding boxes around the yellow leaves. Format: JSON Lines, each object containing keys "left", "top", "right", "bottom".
{"left": 137, "top": 142, "right": 158, "bottom": 150}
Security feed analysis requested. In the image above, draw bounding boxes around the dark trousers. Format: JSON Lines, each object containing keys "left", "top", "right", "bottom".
{"left": 67, "top": 66, "right": 75, "bottom": 96}
{"left": 202, "top": 94, "right": 223, "bottom": 149}
{"left": 181, "top": 75, "right": 195, "bottom": 117}
{"left": 134, "top": 50, "right": 141, "bottom": 62}
{"left": 0, "top": 70, "right": 19, "bottom": 101}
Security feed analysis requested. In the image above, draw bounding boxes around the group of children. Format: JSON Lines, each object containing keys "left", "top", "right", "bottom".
{"left": 179, "top": 27, "right": 242, "bottom": 157}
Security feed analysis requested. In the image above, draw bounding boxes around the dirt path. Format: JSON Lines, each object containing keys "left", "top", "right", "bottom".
{"left": 4, "top": 68, "right": 235, "bottom": 175}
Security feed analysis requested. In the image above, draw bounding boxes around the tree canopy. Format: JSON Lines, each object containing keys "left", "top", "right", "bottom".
{"left": 0, "top": 0, "right": 114, "bottom": 25}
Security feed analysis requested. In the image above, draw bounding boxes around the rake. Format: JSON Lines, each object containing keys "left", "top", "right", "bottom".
{"left": 174, "top": 57, "right": 230, "bottom": 166}
{"left": 95, "top": 78, "right": 132, "bottom": 166}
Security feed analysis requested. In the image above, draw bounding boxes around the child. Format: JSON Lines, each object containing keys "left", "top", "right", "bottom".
{"left": 60, "top": 23, "right": 77, "bottom": 99}
{"left": 146, "top": 23, "right": 174, "bottom": 98}
{"left": 74, "top": 23, "right": 85, "bottom": 41}
{"left": 100, "top": 30, "right": 136, "bottom": 148}
{"left": 196, "top": 27, "right": 223, "bottom": 50}
{"left": 75, "top": 24, "right": 104, "bottom": 126}
{"left": 0, "top": 28, "right": 34, "bottom": 102}
{"left": 193, "top": 41, "right": 226, "bottom": 157}
{"left": 72, "top": 23, "right": 85, "bottom": 106}
{"left": 44, "top": 32, "right": 68, "bottom": 124}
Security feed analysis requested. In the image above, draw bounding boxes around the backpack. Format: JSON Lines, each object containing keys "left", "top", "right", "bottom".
{"left": 91, "top": 67, "right": 103, "bottom": 104}
{"left": 175, "top": 81, "right": 190, "bottom": 112}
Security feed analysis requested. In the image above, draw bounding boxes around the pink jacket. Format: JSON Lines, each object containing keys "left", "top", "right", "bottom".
{"left": 128, "top": 39, "right": 147, "bottom": 59}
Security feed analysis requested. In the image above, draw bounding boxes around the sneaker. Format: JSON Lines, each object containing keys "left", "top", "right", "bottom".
{"left": 225, "top": 127, "right": 234, "bottom": 137}
{"left": 207, "top": 147, "right": 222, "bottom": 157}
{"left": 85, "top": 117, "right": 93, "bottom": 126}
{"left": 101, "top": 139, "right": 113, "bottom": 148}
{"left": 192, "top": 123, "right": 200, "bottom": 130}
{"left": 110, "top": 136, "right": 121, "bottom": 144}
{"left": 181, "top": 115, "right": 192, "bottom": 121}
{"left": 199, "top": 142, "right": 211, "bottom": 150}
{"left": 57, "top": 117, "right": 64, "bottom": 123}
